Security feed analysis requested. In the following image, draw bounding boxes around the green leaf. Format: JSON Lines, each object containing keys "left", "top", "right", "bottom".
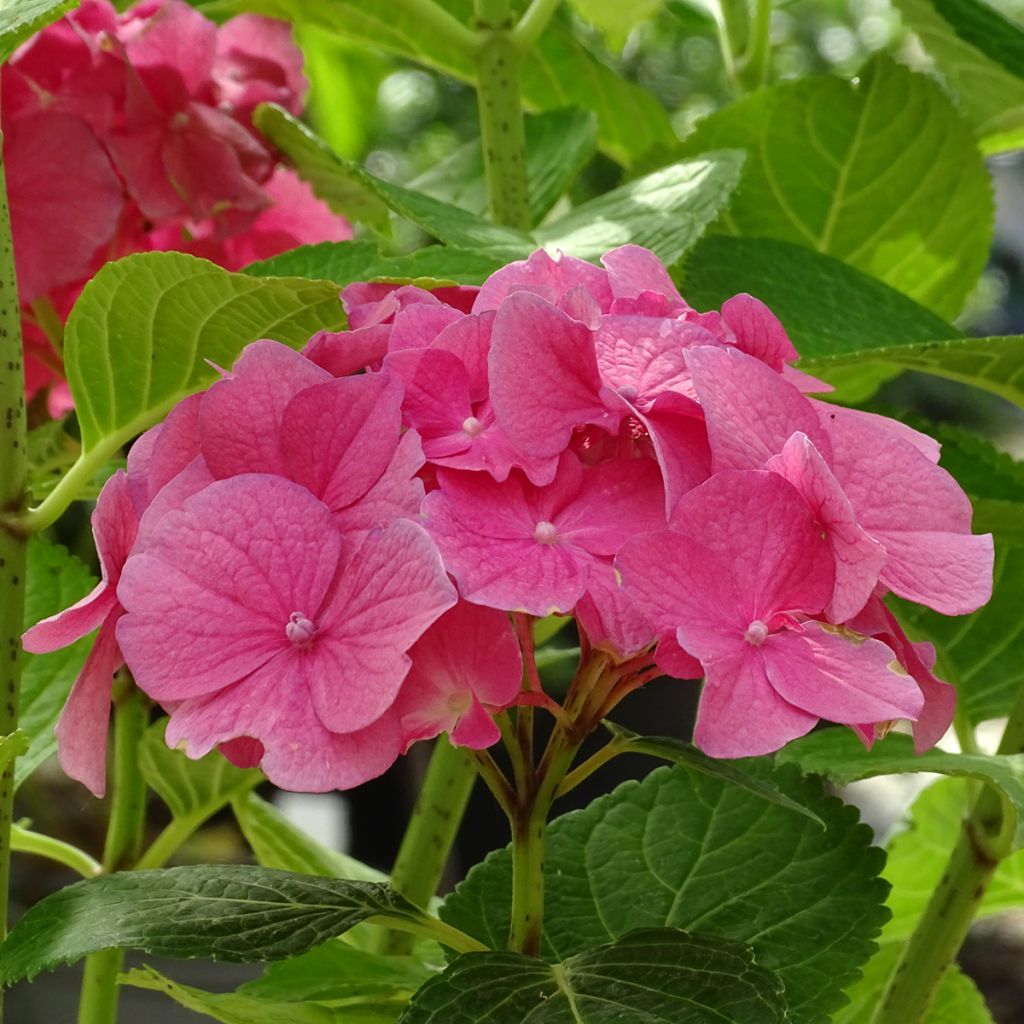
{"left": 65, "top": 252, "right": 345, "bottom": 464}
{"left": 121, "top": 966, "right": 339, "bottom": 1024}
{"left": 604, "top": 722, "right": 824, "bottom": 825}
{"left": 239, "top": 942, "right": 431, "bottom": 1003}
{"left": 252, "top": 105, "right": 393, "bottom": 234}
{"left": 441, "top": 762, "right": 888, "bottom": 1024}
{"left": 233, "top": 793, "right": 386, "bottom": 884}
{"left": 140, "top": 720, "right": 261, "bottom": 829}
{"left": 894, "top": 0, "right": 1024, "bottom": 153}
{"left": 245, "top": 242, "right": 505, "bottom": 287}
{"left": 800, "top": 335, "right": 1024, "bottom": 411}
{"left": 568, "top": 0, "right": 663, "bottom": 50}
{"left": 833, "top": 941, "right": 993, "bottom": 1024}
{"left": 0, "top": 732, "right": 28, "bottom": 775}
{"left": 0, "top": 865, "right": 442, "bottom": 986}
{"left": 883, "top": 779, "right": 1024, "bottom": 941}
{"left": 678, "top": 55, "right": 994, "bottom": 319}
{"left": 402, "top": 929, "right": 787, "bottom": 1024}
{"left": 409, "top": 108, "right": 598, "bottom": 226}
{"left": 207, "top": 0, "right": 675, "bottom": 165}
{"left": 536, "top": 150, "right": 745, "bottom": 265}
{"left": 18, "top": 536, "right": 98, "bottom": 788}
{"left": 0, "top": 0, "right": 77, "bottom": 61}
{"left": 682, "top": 237, "right": 959, "bottom": 363}
{"left": 778, "top": 730, "right": 1024, "bottom": 846}
{"left": 930, "top": 0, "right": 1024, "bottom": 80}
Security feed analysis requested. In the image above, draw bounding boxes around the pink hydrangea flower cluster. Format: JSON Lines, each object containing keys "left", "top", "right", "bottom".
{"left": 4, "top": 0, "right": 351, "bottom": 412}
{"left": 25, "top": 246, "right": 994, "bottom": 795}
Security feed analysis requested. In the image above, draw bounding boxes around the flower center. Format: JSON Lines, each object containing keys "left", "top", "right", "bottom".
{"left": 533, "top": 520, "right": 559, "bottom": 544}
{"left": 462, "top": 416, "right": 484, "bottom": 437}
{"left": 743, "top": 620, "right": 769, "bottom": 646}
{"left": 286, "top": 611, "right": 317, "bottom": 648}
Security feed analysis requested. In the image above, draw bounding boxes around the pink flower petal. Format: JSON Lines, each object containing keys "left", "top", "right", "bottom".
{"left": 762, "top": 622, "right": 924, "bottom": 724}
{"left": 720, "top": 293, "right": 798, "bottom": 371}
{"left": 200, "top": 341, "right": 329, "bottom": 478}
{"left": 303, "top": 325, "right": 391, "bottom": 378}
{"left": 686, "top": 345, "right": 831, "bottom": 471}
{"left": 313, "top": 520, "right": 457, "bottom": 733}
{"left": 695, "top": 649, "right": 817, "bottom": 758}
{"left": 474, "top": 249, "right": 612, "bottom": 313}
{"left": 489, "top": 291, "right": 615, "bottom": 458}
{"left": 600, "top": 245, "right": 686, "bottom": 312}
{"left": 54, "top": 611, "right": 124, "bottom": 798}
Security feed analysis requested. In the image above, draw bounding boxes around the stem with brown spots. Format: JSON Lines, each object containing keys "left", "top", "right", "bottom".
{"left": 0, "top": 111, "right": 28, "bottom": 1024}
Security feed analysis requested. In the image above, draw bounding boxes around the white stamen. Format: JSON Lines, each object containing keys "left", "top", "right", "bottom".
{"left": 533, "top": 520, "right": 559, "bottom": 544}
{"left": 462, "top": 416, "right": 484, "bottom": 437}
{"left": 286, "top": 611, "right": 317, "bottom": 647}
{"left": 744, "top": 620, "right": 769, "bottom": 646}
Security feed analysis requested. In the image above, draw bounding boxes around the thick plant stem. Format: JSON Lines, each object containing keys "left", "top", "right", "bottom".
{"left": 0, "top": 114, "right": 28, "bottom": 1024}
{"left": 870, "top": 689, "right": 1024, "bottom": 1024}
{"left": 474, "top": 0, "right": 532, "bottom": 231}
{"left": 382, "top": 737, "right": 477, "bottom": 954}
{"left": 77, "top": 685, "right": 149, "bottom": 1024}
{"left": 509, "top": 801, "right": 547, "bottom": 956}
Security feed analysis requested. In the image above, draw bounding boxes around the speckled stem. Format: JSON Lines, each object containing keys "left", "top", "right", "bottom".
{"left": 0, "top": 108, "right": 28, "bottom": 1024}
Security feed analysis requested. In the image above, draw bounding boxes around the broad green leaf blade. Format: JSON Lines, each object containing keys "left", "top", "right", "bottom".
{"left": 140, "top": 720, "right": 261, "bottom": 826}
{"left": 883, "top": 779, "right": 1024, "bottom": 941}
{"left": 0, "top": 0, "right": 77, "bottom": 61}
{"left": 682, "top": 237, "right": 959, "bottom": 362}
{"left": 536, "top": 151, "right": 745, "bottom": 265}
{"left": 0, "top": 866, "right": 428, "bottom": 986}
{"left": 252, "top": 104, "right": 392, "bottom": 234}
{"left": 65, "top": 252, "right": 345, "bottom": 462}
{"left": 678, "top": 55, "right": 994, "bottom": 319}
{"left": 930, "top": 0, "right": 1024, "bottom": 79}
{"left": 121, "top": 966, "right": 355, "bottom": 1024}
{"left": 207, "top": 0, "right": 675, "bottom": 164}
{"left": 245, "top": 242, "right": 505, "bottom": 287}
{"left": 0, "top": 732, "right": 27, "bottom": 775}
{"left": 18, "top": 536, "right": 97, "bottom": 788}
{"left": 778, "top": 730, "right": 1024, "bottom": 846}
{"left": 800, "top": 335, "right": 1024, "bottom": 410}
{"left": 402, "top": 929, "right": 787, "bottom": 1024}
{"left": 441, "top": 762, "right": 889, "bottom": 1024}
{"left": 604, "top": 722, "right": 824, "bottom": 825}
{"left": 568, "top": 0, "right": 662, "bottom": 50}
{"left": 240, "top": 942, "right": 431, "bottom": 1003}
{"left": 409, "top": 108, "right": 598, "bottom": 225}
{"left": 833, "top": 942, "right": 993, "bottom": 1024}
{"left": 894, "top": 0, "right": 1024, "bottom": 152}
{"left": 233, "top": 793, "right": 386, "bottom": 884}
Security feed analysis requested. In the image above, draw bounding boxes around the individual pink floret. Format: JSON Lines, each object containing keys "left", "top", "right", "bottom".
{"left": 116, "top": 475, "right": 456, "bottom": 791}
{"left": 617, "top": 471, "right": 924, "bottom": 757}
{"left": 424, "top": 452, "right": 665, "bottom": 617}
{"left": 395, "top": 601, "right": 522, "bottom": 750}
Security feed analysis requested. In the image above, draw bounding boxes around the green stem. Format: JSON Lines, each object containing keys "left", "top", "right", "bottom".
{"left": 739, "top": 0, "right": 772, "bottom": 92}
{"left": 392, "top": 0, "right": 479, "bottom": 51}
{"left": 382, "top": 737, "right": 477, "bottom": 954}
{"left": 11, "top": 824, "right": 101, "bottom": 878}
{"left": 869, "top": 686, "right": 1024, "bottom": 1024}
{"left": 474, "top": 0, "right": 532, "bottom": 231}
{"left": 511, "top": 0, "right": 562, "bottom": 50}
{"left": 0, "top": 110, "right": 28, "bottom": 1024}
{"left": 28, "top": 298, "right": 65, "bottom": 354}
{"left": 370, "top": 913, "right": 488, "bottom": 955}
{"left": 133, "top": 818, "right": 195, "bottom": 872}
{"left": 77, "top": 685, "right": 149, "bottom": 1024}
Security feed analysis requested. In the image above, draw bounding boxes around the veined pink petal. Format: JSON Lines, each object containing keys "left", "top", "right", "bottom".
{"left": 686, "top": 345, "right": 831, "bottom": 471}
{"left": 762, "top": 622, "right": 924, "bottom": 724}
{"left": 134, "top": 455, "right": 215, "bottom": 551}
{"left": 388, "top": 303, "right": 463, "bottom": 353}
{"left": 600, "top": 245, "right": 687, "bottom": 312}
{"left": 117, "top": 475, "right": 341, "bottom": 700}
{"left": 281, "top": 373, "right": 403, "bottom": 512}
{"left": 720, "top": 293, "right": 798, "bottom": 371}
{"left": 165, "top": 656, "right": 405, "bottom": 792}
{"left": 767, "top": 432, "right": 885, "bottom": 623}
{"left": 394, "top": 600, "right": 521, "bottom": 748}
{"left": 669, "top": 470, "right": 834, "bottom": 625}
{"left": 473, "top": 249, "right": 612, "bottom": 313}
{"left": 142, "top": 391, "right": 203, "bottom": 502}
{"left": 575, "top": 562, "right": 655, "bottom": 658}
{"left": 695, "top": 649, "right": 817, "bottom": 758}
{"left": 652, "top": 632, "right": 703, "bottom": 680}
{"left": 639, "top": 391, "right": 712, "bottom": 516}
{"left": 431, "top": 311, "right": 494, "bottom": 400}
{"left": 304, "top": 325, "right": 391, "bottom": 378}
{"left": 314, "top": 520, "right": 456, "bottom": 733}
{"left": 489, "top": 291, "right": 615, "bottom": 458}
{"left": 200, "top": 340, "right": 329, "bottom": 478}
{"left": 820, "top": 404, "right": 941, "bottom": 464}
{"left": 54, "top": 610, "right": 124, "bottom": 798}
